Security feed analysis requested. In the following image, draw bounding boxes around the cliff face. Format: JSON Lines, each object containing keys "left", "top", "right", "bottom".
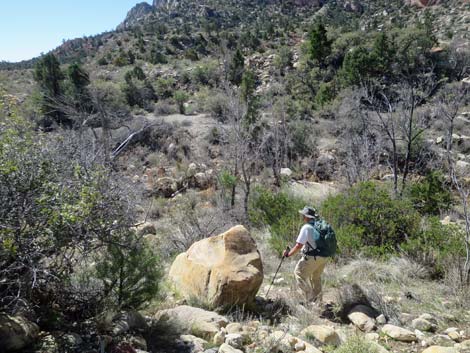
{"left": 118, "top": 2, "right": 153, "bottom": 30}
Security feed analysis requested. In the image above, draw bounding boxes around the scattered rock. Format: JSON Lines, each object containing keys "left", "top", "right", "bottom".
{"left": 226, "top": 323, "right": 243, "bottom": 334}
{"left": 280, "top": 168, "right": 293, "bottom": 178}
{"left": 381, "top": 324, "right": 417, "bottom": 342}
{"left": 137, "top": 222, "right": 156, "bottom": 236}
{"left": 218, "top": 343, "right": 244, "bottom": 353}
{"left": 399, "top": 313, "right": 414, "bottom": 324}
{"left": 412, "top": 318, "right": 436, "bottom": 332}
{"left": 225, "top": 333, "right": 243, "bottom": 349}
{"left": 300, "top": 325, "right": 341, "bottom": 346}
{"left": 421, "top": 346, "right": 458, "bottom": 353}
{"left": 154, "top": 305, "right": 228, "bottom": 340}
{"left": 154, "top": 177, "right": 179, "bottom": 197}
{"left": 213, "top": 330, "right": 226, "bottom": 345}
{"left": 169, "top": 225, "right": 263, "bottom": 307}
{"left": 295, "top": 341, "right": 306, "bottom": 351}
{"left": 111, "top": 311, "right": 148, "bottom": 336}
{"left": 376, "top": 314, "right": 387, "bottom": 325}
{"left": 347, "top": 305, "right": 377, "bottom": 332}
{"left": 447, "top": 331, "right": 460, "bottom": 342}
{"left": 0, "top": 314, "right": 40, "bottom": 352}
{"left": 365, "top": 332, "right": 380, "bottom": 342}
{"left": 178, "top": 335, "right": 208, "bottom": 353}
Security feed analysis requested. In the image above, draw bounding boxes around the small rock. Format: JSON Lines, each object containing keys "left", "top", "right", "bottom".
{"left": 376, "top": 314, "right": 387, "bottom": 325}
{"left": 0, "top": 314, "right": 40, "bottom": 351}
{"left": 225, "top": 333, "right": 243, "bottom": 349}
{"left": 226, "top": 323, "right": 243, "bottom": 334}
{"left": 399, "top": 313, "right": 414, "bottom": 324}
{"left": 280, "top": 168, "right": 293, "bottom": 178}
{"left": 447, "top": 331, "right": 460, "bottom": 342}
{"left": 179, "top": 335, "right": 208, "bottom": 352}
{"left": 300, "top": 325, "right": 341, "bottom": 346}
{"left": 381, "top": 324, "right": 417, "bottom": 342}
{"left": 218, "top": 343, "right": 244, "bottom": 353}
{"left": 421, "top": 346, "right": 458, "bottom": 353}
{"left": 412, "top": 318, "right": 435, "bottom": 332}
{"left": 295, "top": 341, "right": 306, "bottom": 351}
{"left": 213, "top": 331, "right": 226, "bottom": 345}
{"left": 348, "top": 311, "right": 376, "bottom": 332}
{"left": 419, "top": 313, "right": 438, "bottom": 325}
{"left": 460, "top": 340, "right": 470, "bottom": 348}
{"left": 365, "top": 333, "right": 380, "bottom": 342}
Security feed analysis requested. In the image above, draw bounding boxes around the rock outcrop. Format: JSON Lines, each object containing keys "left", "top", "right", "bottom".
{"left": 0, "top": 314, "right": 40, "bottom": 352}
{"left": 169, "top": 225, "right": 263, "bottom": 307}
{"left": 118, "top": 2, "right": 153, "bottom": 30}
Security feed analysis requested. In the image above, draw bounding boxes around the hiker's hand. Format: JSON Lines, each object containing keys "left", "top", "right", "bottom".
{"left": 283, "top": 249, "right": 289, "bottom": 258}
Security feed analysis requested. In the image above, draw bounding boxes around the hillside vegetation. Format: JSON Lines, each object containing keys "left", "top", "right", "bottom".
{"left": 1, "top": 0, "right": 470, "bottom": 352}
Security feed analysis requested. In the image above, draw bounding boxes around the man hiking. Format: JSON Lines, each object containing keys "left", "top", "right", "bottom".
{"left": 283, "top": 206, "right": 336, "bottom": 304}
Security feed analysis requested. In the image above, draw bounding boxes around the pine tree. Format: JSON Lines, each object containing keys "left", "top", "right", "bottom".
{"left": 307, "top": 23, "right": 331, "bottom": 68}
{"left": 229, "top": 49, "right": 245, "bottom": 85}
{"left": 34, "top": 53, "right": 64, "bottom": 97}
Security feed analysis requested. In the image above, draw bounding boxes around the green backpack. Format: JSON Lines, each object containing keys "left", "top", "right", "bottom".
{"left": 306, "top": 219, "right": 337, "bottom": 258}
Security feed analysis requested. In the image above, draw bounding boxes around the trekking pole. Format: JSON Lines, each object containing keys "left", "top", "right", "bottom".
{"left": 265, "top": 246, "right": 290, "bottom": 298}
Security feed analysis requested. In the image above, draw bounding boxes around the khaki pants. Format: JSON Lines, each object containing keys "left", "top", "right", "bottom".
{"left": 294, "top": 256, "right": 328, "bottom": 302}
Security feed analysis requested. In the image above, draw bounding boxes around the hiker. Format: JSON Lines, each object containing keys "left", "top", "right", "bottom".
{"left": 283, "top": 206, "right": 336, "bottom": 303}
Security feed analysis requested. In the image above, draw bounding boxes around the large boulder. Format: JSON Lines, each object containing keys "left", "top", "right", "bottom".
{"left": 0, "top": 314, "right": 40, "bottom": 352}
{"left": 169, "top": 225, "right": 263, "bottom": 307}
{"left": 154, "top": 305, "right": 228, "bottom": 340}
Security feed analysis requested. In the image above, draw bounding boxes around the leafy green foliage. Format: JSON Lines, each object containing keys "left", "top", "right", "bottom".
{"left": 0, "top": 107, "right": 161, "bottom": 323}
{"left": 229, "top": 49, "right": 245, "bottom": 86}
{"left": 249, "top": 187, "right": 306, "bottom": 254}
{"left": 401, "top": 217, "right": 464, "bottom": 277}
{"left": 96, "top": 237, "right": 161, "bottom": 310}
{"left": 322, "top": 182, "right": 421, "bottom": 256}
{"left": 307, "top": 23, "right": 332, "bottom": 68}
{"left": 174, "top": 90, "right": 189, "bottom": 114}
{"left": 408, "top": 171, "right": 453, "bottom": 216}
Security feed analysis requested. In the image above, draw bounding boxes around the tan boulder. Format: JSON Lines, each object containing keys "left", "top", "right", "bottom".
{"left": 154, "top": 305, "right": 228, "bottom": 340}
{"left": 381, "top": 324, "right": 417, "bottom": 342}
{"left": 421, "top": 346, "right": 458, "bottom": 353}
{"left": 219, "top": 343, "right": 244, "bottom": 353}
{"left": 169, "top": 225, "right": 263, "bottom": 307}
{"left": 0, "top": 314, "right": 40, "bottom": 351}
{"left": 300, "top": 325, "right": 341, "bottom": 346}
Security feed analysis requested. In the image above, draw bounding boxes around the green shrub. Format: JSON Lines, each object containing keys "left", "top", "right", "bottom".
{"left": 249, "top": 187, "right": 306, "bottom": 254}
{"left": 322, "top": 182, "right": 421, "bottom": 257}
{"left": 96, "top": 235, "right": 162, "bottom": 310}
{"left": 333, "top": 336, "right": 379, "bottom": 353}
{"left": 407, "top": 171, "right": 453, "bottom": 215}
{"left": 401, "top": 217, "right": 464, "bottom": 276}
{"left": 174, "top": 90, "right": 189, "bottom": 114}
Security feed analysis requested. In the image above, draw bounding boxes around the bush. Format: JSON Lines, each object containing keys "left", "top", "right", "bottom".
{"left": 249, "top": 187, "right": 307, "bottom": 254}
{"left": 0, "top": 106, "right": 161, "bottom": 327}
{"left": 322, "top": 182, "right": 421, "bottom": 257}
{"left": 333, "top": 336, "right": 380, "bottom": 353}
{"left": 401, "top": 217, "right": 464, "bottom": 277}
{"left": 407, "top": 171, "right": 453, "bottom": 215}
{"left": 96, "top": 235, "right": 162, "bottom": 309}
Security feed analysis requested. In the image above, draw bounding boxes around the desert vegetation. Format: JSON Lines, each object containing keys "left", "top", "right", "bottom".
{"left": 1, "top": 0, "right": 470, "bottom": 352}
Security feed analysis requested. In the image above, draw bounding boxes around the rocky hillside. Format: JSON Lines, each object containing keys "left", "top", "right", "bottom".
{"left": 1, "top": 0, "right": 470, "bottom": 353}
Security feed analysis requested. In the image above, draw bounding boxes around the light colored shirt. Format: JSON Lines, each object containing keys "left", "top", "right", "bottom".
{"left": 296, "top": 223, "right": 319, "bottom": 251}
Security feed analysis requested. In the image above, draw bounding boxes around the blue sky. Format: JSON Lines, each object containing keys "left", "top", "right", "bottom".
{"left": 0, "top": 1, "right": 151, "bottom": 62}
